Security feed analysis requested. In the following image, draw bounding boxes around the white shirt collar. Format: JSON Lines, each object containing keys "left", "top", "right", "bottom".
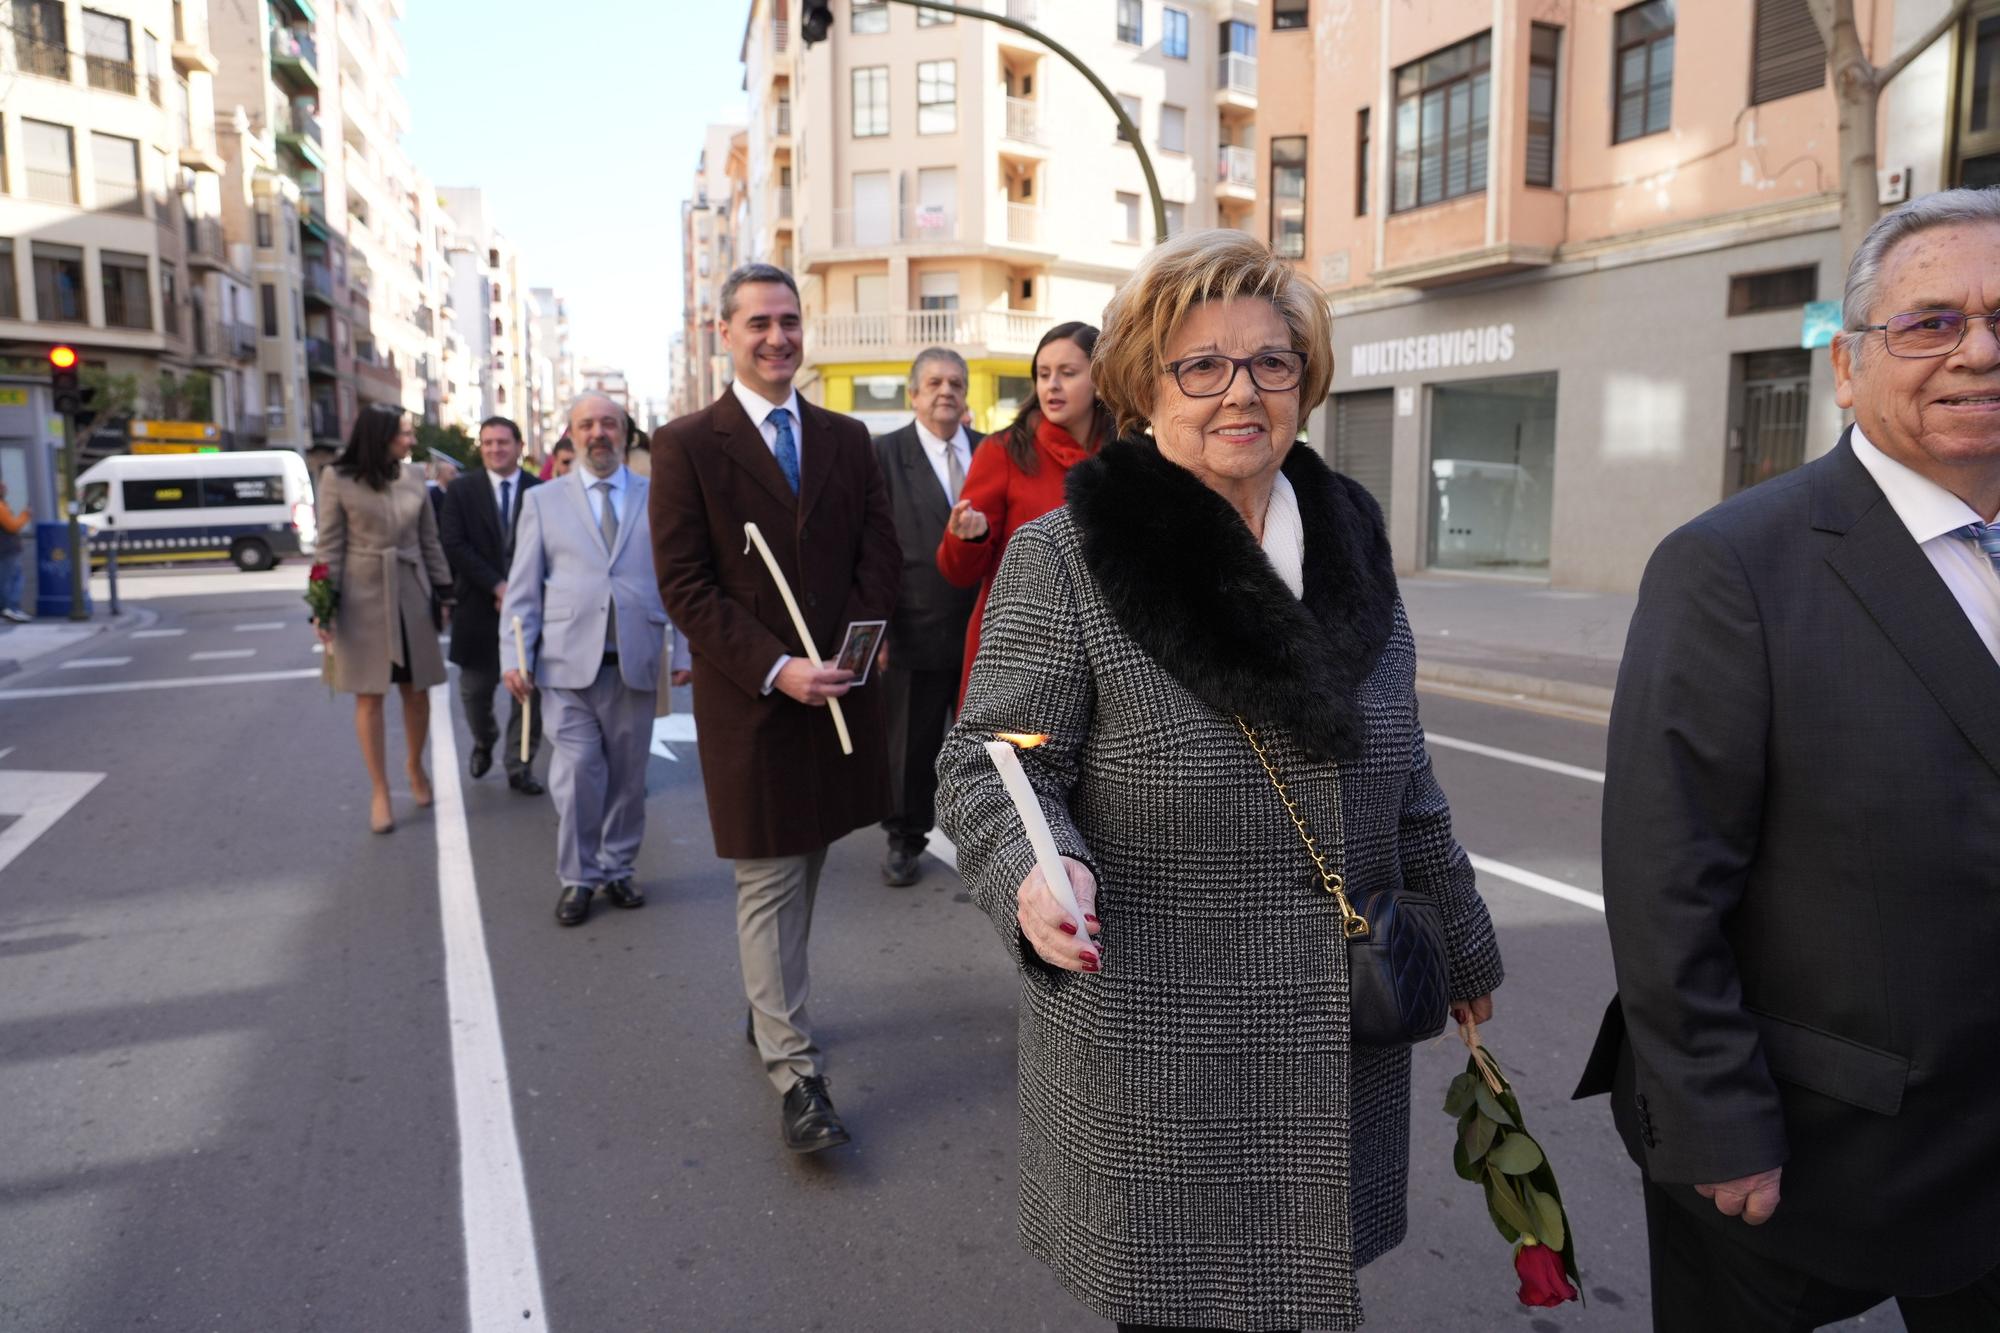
{"left": 486, "top": 466, "right": 521, "bottom": 493}
{"left": 914, "top": 419, "right": 967, "bottom": 457}
{"left": 731, "top": 377, "right": 802, "bottom": 434}
{"left": 581, "top": 464, "right": 629, "bottom": 494}
{"left": 1850, "top": 424, "right": 1984, "bottom": 544}
{"left": 1261, "top": 472, "right": 1306, "bottom": 600}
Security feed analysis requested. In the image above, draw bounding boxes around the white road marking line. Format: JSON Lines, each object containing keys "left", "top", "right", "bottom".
{"left": 0, "top": 748, "right": 14, "bottom": 761}
{"left": 1469, "top": 855, "right": 1605, "bottom": 913}
{"left": 0, "top": 770, "right": 106, "bottom": 877}
{"left": 1426, "top": 733, "right": 1605, "bottom": 784}
{"left": 190, "top": 649, "right": 257, "bottom": 662}
{"left": 650, "top": 713, "right": 695, "bottom": 760}
{"left": 426, "top": 687, "right": 549, "bottom": 1330}
{"left": 0, "top": 668, "right": 319, "bottom": 700}
{"left": 59, "top": 657, "right": 133, "bottom": 670}
{"left": 233, "top": 622, "right": 286, "bottom": 632}
{"left": 130, "top": 628, "right": 186, "bottom": 639}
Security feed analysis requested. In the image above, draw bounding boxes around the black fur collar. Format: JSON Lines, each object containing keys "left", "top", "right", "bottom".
{"left": 1065, "top": 437, "right": 1397, "bottom": 761}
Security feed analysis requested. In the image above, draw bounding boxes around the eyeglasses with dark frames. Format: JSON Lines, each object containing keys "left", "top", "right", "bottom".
{"left": 1162, "top": 350, "right": 1306, "bottom": 397}
{"left": 1853, "top": 308, "right": 2000, "bottom": 358}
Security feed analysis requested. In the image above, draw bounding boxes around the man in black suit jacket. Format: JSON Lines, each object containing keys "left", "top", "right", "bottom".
{"left": 439, "top": 416, "right": 544, "bottom": 793}
{"left": 872, "top": 349, "right": 981, "bottom": 887}
{"left": 1577, "top": 190, "right": 2000, "bottom": 1330}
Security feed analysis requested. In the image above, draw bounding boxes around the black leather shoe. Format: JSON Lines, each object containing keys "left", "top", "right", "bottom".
{"left": 881, "top": 847, "right": 921, "bottom": 887}
{"left": 509, "top": 772, "right": 545, "bottom": 796}
{"left": 468, "top": 745, "right": 492, "bottom": 779}
{"left": 600, "top": 878, "right": 644, "bottom": 910}
{"left": 781, "top": 1075, "right": 850, "bottom": 1153}
{"left": 555, "top": 884, "right": 592, "bottom": 927}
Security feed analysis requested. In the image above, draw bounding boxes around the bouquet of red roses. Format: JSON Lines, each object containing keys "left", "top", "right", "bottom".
{"left": 304, "top": 562, "right": 338, "bottom": 693}
{"left": 1445, "top": 1019, "right": 1583, "bottom": 1309}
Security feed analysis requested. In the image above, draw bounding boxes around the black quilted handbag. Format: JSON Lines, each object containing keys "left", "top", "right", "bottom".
{"left": 1236, "top": 717, "right": 1451, "bottom": 1047}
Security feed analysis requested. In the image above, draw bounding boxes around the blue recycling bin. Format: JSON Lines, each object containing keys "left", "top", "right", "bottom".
{"left": 33, "top": 520, "right": 91, "bottom": 619}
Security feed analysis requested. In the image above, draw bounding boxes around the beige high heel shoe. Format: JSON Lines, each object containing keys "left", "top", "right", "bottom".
{"left": 369, "top": 791, "right": 395, "bottom": 835}
{"left": 408, "top": 766, "right": 433, "bottom": 809}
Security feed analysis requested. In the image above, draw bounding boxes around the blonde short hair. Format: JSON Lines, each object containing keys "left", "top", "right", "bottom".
{"left": 1093, "top": 228, "right": 1334, "bottom": 438}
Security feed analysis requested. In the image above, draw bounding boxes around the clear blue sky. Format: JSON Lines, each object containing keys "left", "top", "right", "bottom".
{"left": 400, "top": 0, "right": 750, "bottom": 406}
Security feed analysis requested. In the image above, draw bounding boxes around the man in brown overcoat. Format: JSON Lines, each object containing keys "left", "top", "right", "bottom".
{"left": 651, "top": 262, "right": 900, "bottom": 1154}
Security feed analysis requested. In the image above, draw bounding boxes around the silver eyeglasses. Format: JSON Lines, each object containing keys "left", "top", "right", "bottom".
{"left": 1854, "top": 309, "right": 2000, "bottom": 358}
{"left": 1162, "top": 350, "right": 1306, "bottom": 397}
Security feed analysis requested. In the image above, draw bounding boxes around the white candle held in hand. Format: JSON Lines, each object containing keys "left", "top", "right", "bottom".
{"left": 512, "top": 614, "right": 532, "bottom": 767}
{"left": 744, "top": 521, "right": 854, "bottom": 756}
{"left": 983, "top": 733, "right": 1088, "bottom": 938}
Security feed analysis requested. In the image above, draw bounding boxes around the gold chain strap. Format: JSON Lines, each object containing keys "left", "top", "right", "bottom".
{"left": 1234, "top": 715, "right": 1371, "bottom": 940}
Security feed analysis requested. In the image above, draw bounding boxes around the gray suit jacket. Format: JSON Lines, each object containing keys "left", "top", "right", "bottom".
{"left": 501, "top": 468, "right": 682, "bottom": 692}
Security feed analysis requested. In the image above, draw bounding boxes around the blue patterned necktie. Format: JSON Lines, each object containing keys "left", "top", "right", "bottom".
{"left": 771, "top": 408, "right": 801, "bottom": 496}
{"left": 1957, "top": 520, "right": 2000, "bottom": 576}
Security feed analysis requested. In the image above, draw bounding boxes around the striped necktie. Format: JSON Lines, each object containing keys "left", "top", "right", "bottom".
{"left": 771, "top": 408, "right": 801, "bottom": 495}
{"left": 1956, "top": 521, "right": 2000, "bottom": 576}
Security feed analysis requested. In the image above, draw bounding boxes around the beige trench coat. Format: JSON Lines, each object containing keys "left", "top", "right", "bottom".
{"left": 316, "top": 466, "right": 452, "bottom": 694}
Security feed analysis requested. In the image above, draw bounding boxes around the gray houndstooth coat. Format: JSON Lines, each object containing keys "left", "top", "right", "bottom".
{"left": 936, "top": 438, "right": 1504, "bottom": 1331}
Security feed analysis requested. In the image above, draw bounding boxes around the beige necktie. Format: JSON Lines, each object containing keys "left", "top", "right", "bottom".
{"left": 945, "top": 437, "right": 965, "bottom": 501}
{"left": 595, "top": 480, "right": 618, "bottom": 651}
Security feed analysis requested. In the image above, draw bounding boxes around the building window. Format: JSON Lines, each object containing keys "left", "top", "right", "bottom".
{"left": 1163, "top": 8, "right": 1189, "bottom": 59}
{"left": 14, "top": 0, "right": 69, "bottom": 80}
{"left": 915, "top": 5, "right": 952, "bottom": 25}
{"left": 81, "top": 9, "right": 135, "bottom": 94}
{"left": 1117, "top": 190, "right": 1141, "bottom": 243}
{"left": 1392, "top": 32, "right": 1491, "bottom": 211}
{"left": 917, "top": 60, "right": 956, "bottom": 134}
{"left": 852, "top": 66, "right": 889, "bottom": 137}
{"left": 1117, "top": 0, "right": 1142, "bottom": 46}
{"left": 1273, "top": 0, "right": 1308, "bottom": 31}
{"left": 1160, "top": 104, "right": 1187, "bottom": 153}
{"left": 1116, "top": 93, "right": 1141, "bottom": 145}
{"left": 1356, "top": 108, "right": 1371, "bottom": 215}
{"left": 265, "top": 373, "right": 284, "bottom": 425}
{"left": 1164, "top": 201, "right": 1186, "bottom": 236}
{"left": 261, "top": 281, "right": 278, "bottom": 335}
{"left": 1527, "top": 25, "right": 1560, "bottom": 187}
{"left": 852, "top": 1, "right": 888, "bottom": 34}
{"left": 23, "top": 119, "right": 76, "bottom": 204}
{"left": 1727, "top": 264, "right": 1817, "bottom": 315}
{"left": 1954, "top": 9, "right": 2000, "bottom": 185}
{"left": 1271, "top": 136, "right": 1307, "bottom": 257}
{"left": 32, "top": 242, "right": 84, "bottom": 321}
{"left": 0, "top": 240, "right": 17, "bottom": 319}
{"left": 1752, "top": 0, "right": 1825, "bottom": 105}
{"left": 255, "top": 208, "right": 272, "bottom": 248}
{"left": 1729, "top": 349, "right": 1814, "bottom": 495}
{"left": 160, "top": 264, "right": 177, "bottom": 336}
{"left": 143, "top": 29, "right": 160, "bottom": 103}
{"left": 101, "top": 251, "right": 153, "bottom": 329}
{"left": 1427, "top": 373, "right": 1558, "bottom": 575}
{"left": 1614, "top": 1, "right": 1674, "bottom": 143}
{"left": 91, "top": 132, "right": 142, "bottom": 214}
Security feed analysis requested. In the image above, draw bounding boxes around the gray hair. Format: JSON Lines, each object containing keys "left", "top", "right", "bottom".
{"left": 908, "top": 346, "right": 969, "bottom": 392}
{"left": 1842, "top": 188, "right": 2000, "bottom": 346}
{"left": 566, "top": 391, "right": 626, "bottom": 426}
{"left": 718, "top": 263, "right": 800, "bottom": 321}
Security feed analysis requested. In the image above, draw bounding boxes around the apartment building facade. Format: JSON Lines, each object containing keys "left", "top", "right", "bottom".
{"left": 1259, "top": 0, "right": 1988, "bottom": 592}
{"left": 737, "top": 0, "right": 1259, "bottom": 431}
{"left": 675, "top": 121, "right": 745, "bottom": 419}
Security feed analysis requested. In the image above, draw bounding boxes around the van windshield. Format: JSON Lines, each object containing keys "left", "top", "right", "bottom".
{"left": 81, "top": 482, "right": 110, "bottom": 514}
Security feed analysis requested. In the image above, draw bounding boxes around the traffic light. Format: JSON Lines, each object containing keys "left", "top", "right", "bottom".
{"left": 49, "top": 344, "right": 79, "bottom": 415}
{"left": 801, "top": 0, "right": 832, "bottom": 45}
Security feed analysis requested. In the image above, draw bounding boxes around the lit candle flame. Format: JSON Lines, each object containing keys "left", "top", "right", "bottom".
{"left": 994, "top": 731, "right": 1049, "bottom": 750}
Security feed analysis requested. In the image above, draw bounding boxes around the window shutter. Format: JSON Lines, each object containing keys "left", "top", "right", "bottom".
{"left": 1752, "top": 0, "right": 1826, "bottom": 105}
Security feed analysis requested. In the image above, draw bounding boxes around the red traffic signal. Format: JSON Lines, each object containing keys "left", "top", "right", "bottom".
{"left": 49, "top": 345, "right": 81, "bottom": 417}
{"left": 49, "top": 345, "right": 78, "bottom": 370}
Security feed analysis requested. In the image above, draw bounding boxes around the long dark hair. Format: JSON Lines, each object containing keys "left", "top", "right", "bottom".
{"left": 1003, "top": 321, "right": 1117, "bottom": 475}
{"left": 333, "top": 404, "right": 408, "bottom": 490}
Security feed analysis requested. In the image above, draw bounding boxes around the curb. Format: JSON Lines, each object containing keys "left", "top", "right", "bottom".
{"left": 1415, "top": 661, "right": 1616, "bottom": 714}
{"left": 0, "top": 610, "right": 151, "bottom": 680}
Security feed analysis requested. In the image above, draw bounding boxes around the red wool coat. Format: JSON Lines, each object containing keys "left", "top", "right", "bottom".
{"left": 935, "top": 416, "right": 1093, "bottom": 705}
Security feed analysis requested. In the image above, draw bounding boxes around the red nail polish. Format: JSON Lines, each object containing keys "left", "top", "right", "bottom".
{"left": 1081, "top": 959, "right": 1100, "bottom": 972}
{"left": 1080, "top": 950, "right": 1099, "bottom": 967}
{"left": 1058, "top": 921, "right": 1077, "bottom": 936}
{"left": 1084, "top": 914, "right": 1099, "bottom": 925}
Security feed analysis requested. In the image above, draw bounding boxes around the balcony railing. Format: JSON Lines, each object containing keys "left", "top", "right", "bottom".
{"left": 271, "top": 27, "right": 318, "bottom": 69}
{"left": 811, "top": 309, "right": 1053, "bottom": 357}
{"left": 289, "top": 105, "right": 323, "bottom": 142}
{"left": 775, "top": 187, "right": 793, "bottom": 220}
{"left": 1219, "top": 53, "right": 1257, "bottom": 97}
{"left": 225, "top": 320, "right": 258, "bottom": 357}
{"left": 830, "top": 205, "right": 959, "bottom": 248}
{"left": 1219, "top": 144, "right": 1256, "bottom": 189}
{"left": 26, "top": 168, "right": 77, "bottom": 204}
{"left": 96, "top": 177, "right": 145, "bottom": 214}
{"left": 1006, "top": 202, "right": 1041, "bottom": 245}
{"left": 771, "top": 18, "right": 787, "bottom": 51}
{"left": 304, "top": 261, "right": 334, "bottom": 302}
{"left": 15, "top": 35, "right": 72, "bottom": 80}
{"left": 774, "top": 104, "right": 792, "bottom": 137}
{"left": 305, "top": 336, "right": 336, "bottom": 373}
{"left": 86, "top": 55, "right": 137, "bottom": 94}
{"left": 187, "top": 218, "right": 227, "bottom": 261}
{"left": 1005, "top": 97, "right": 1040, "bottom": 144}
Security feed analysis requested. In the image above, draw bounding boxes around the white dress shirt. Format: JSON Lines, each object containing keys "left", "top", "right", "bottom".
{"left": 1851, "top": 424, "right": 2000, "bottom": 666}
{"left": 582, "top": 464, "right": 632, "bottom": 535}
{"left": 913, "top": 420, "right": 973, "bottom": 502}
{"left": 730, "top": 379, "right": 808, "bottom": 694}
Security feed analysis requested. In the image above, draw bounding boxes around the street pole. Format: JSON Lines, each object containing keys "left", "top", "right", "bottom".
{"left": 60, "top": 412, "right": 84, "bottom": 621}
{"left": 877, "top": 0, "right": 1170, "bottom": 244}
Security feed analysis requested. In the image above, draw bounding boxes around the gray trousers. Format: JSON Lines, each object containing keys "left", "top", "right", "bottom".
{"left": 543, "top": 662, "right": 653, "bottom": 887}
{"left": 457, "top": 663, "right": 542, "bottom": 777}
{"left": 736, "top": 850, "right": 829, "bottom": 1092}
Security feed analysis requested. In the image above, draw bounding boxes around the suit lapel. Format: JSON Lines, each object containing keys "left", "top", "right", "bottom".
{"left": 1818, "top": 442, "right": 2000, "bottom": 780}
{"left": 608, "top": 475, "right": 644, "bottom": 565}
{"left": 563, "top": 469, "right": 601, "bottom": 551}
{"left": 797, "top": 399, "right": 835, "bottom": 523}
{"left": 714, "top": 389, "right": 798, "bottom": 512}
{"left": 901, "top": 426, "right": 952, "bottom": 524}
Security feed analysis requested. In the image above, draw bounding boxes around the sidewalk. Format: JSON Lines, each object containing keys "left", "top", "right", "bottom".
{"left": 0, "top": 613, "right": 143, "bottom": 678}
{"left": 1400, "top": 575, "right": 1634, "bottom": 714}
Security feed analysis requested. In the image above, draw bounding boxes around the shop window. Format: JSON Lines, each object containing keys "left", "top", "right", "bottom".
{"left": 1427, "top": 373, "right": 1557, "bottom": 576}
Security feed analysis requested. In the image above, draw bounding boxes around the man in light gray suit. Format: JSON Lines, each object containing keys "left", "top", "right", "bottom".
{"left": 503, "top": 392, "right": 690, "bottom": 927}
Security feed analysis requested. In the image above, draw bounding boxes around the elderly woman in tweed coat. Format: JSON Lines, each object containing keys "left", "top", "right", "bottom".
{"left": 935, "top": 230, "right": 1503, "bottom": 1332}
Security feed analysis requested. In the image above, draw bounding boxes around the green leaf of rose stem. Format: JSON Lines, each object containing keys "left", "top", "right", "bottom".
{"left": 1452, "top": 1132, "right": 1483, "bottom": 1183}
{"left": 1473, "top": 1081, "right": 1516, "bottom": 1129}
{"left": 1485, "top": 1166, "right": 1538, "bottom": 1239}
{"left": 1522, "top": 1179, "right": 1567, "bottom": 1252}
{"left": 1444, "top": 1073, "right": 1477, "bottom": 1119}
{"left": 1462, "top": 1110, "right": 1499, "bottom": 1165}
{"left": 1488, "top": 1132, "right": 1546, "bottom": 1176}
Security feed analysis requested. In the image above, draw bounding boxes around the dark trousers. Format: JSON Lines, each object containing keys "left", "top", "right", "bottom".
{"left": 457, "top": 662, "right": 542, "bottom": 778}
{"left": 880, "top": 664, "right": 956, "bottom": 854}
{"left": 1644, "top": 1177, "right": 2000, "bottom": 1332}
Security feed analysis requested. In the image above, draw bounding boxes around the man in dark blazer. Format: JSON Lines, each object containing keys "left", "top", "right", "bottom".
{"left": 872, "top": 348, "right": 981, "bottom": 888}
{"left": 439, "top": 416, "right": 543, "bottom": 794}
{"left": 651, "top": 263, "right": 900, "bottom": 1155}
{"left": 1577, "top": 190, "right": 2000, "bottom": 1330}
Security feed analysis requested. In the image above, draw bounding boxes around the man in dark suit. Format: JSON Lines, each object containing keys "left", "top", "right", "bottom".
{"left": 1577, "top": 189, "right": 2000, "bottom": 1330}
{"left": 438, "top": 416, "right": 543, "bottom": 794}
{"left": 651, "top": 263, "right": 900, "bottom": 1155}
{"left": 872, "top": 348, "right": 981, "bottom": 888}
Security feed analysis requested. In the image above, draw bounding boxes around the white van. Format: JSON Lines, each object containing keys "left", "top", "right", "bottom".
{"left": 77, "top": 450, "right": 317, "bottom": 571}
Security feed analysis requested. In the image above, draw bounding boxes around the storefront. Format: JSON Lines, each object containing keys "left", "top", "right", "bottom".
{"left": 1314, "top": 225, "right": 1847, "bottom": 592}
{"left": 810, "top": 356, "right": 1034, "bottom": 436}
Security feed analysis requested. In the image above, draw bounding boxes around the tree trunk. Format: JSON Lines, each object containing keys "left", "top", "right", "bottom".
{"left": 1827, "top": 1, "right": 1883, "bottom": 274}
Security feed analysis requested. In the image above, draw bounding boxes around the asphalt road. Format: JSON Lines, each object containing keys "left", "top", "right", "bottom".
{"left": 0, "top": 568, "right": 1901, "bottom": 1332}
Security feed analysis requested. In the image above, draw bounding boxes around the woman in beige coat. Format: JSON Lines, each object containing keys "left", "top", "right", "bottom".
{"left": 313, "top": 407, "right": 454, "bottom": 833}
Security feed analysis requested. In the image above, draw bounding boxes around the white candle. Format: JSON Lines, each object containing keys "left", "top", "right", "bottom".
{"left": 983, "top": 736, "right": 1088, "bottom": 938}
{"left": 744, "top": 521, "right": 853, "bottom": 756}
{"left": 512, "top": 614, "right": 532, "bottom": 766}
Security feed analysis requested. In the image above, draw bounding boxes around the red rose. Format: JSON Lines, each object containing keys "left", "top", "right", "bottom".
{"left": 309, "top": 563, "right": 331, "bottom": 582}
{"left": 1514, "top": 1241, "right": 1579, "bottom": 1308}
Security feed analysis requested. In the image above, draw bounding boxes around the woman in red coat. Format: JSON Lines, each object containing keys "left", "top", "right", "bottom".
{"left": 937, "top": 321, "right": 1117, "bottom": 705}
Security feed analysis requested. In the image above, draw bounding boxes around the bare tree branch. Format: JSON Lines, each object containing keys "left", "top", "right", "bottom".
{"left": 1877, "top": 0, "right": 1972, "bottom": 90}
